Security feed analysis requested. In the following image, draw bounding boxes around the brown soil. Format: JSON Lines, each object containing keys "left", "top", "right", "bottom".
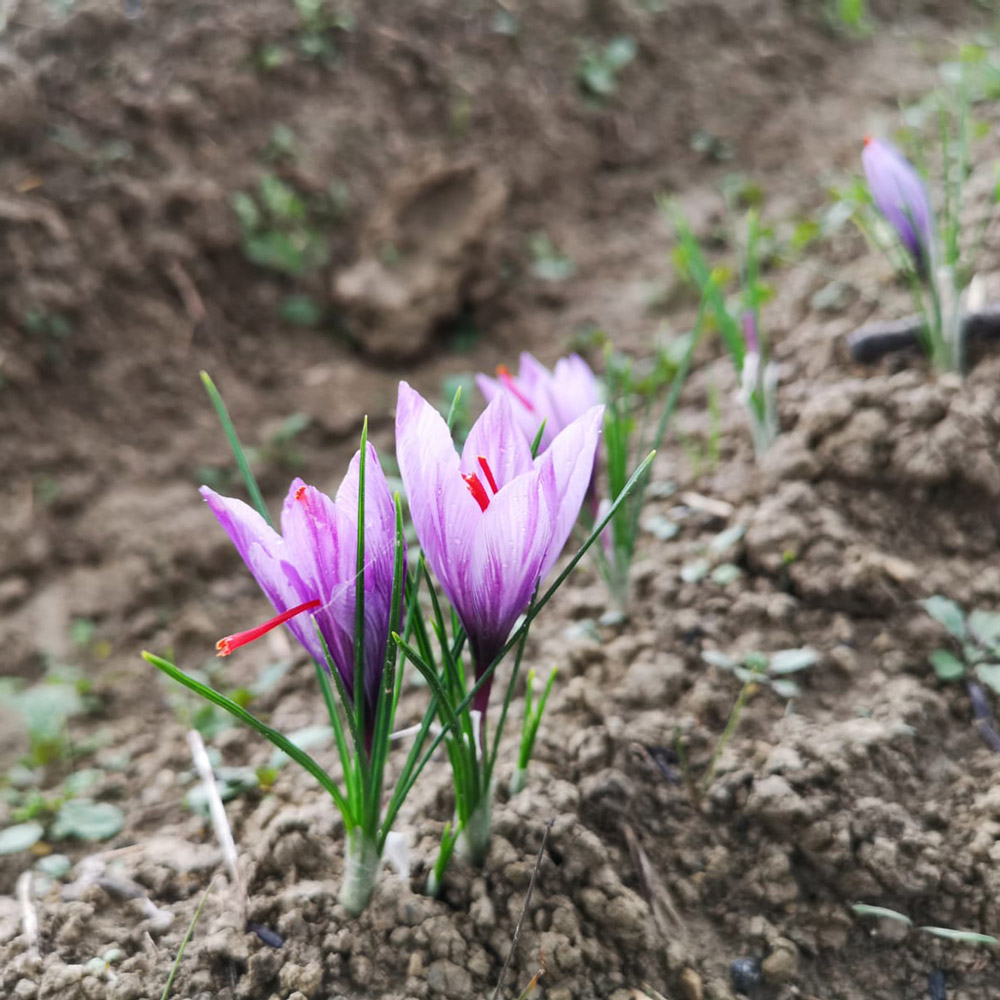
{"left": 2, "top": 0, "right": 1000, "bottom": 998}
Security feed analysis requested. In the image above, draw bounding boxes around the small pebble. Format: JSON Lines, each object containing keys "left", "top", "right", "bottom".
{"left": 730, "top": 957, "right": 762, "bottom": 995}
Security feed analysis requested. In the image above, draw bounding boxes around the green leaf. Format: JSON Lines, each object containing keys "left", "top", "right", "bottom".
{"left": 975, "top": 663, "right": 1000, "bottom": 695}
{"left": 769, "top": 648, "right": 819, "bottom": 675}
{"left": 770, "top": 678, "right": 800, "bottom": 699}
{"left": 50, "top": 800, "right": 125, "bottom": 842}
{"left": 258, "top": 174, "right": 306, "bottom": 222}
{"left": 36, "top": 853, "right": 72, "bottom": 879}
{"left": 642, "top": 515, "right": 679, "bottom": 541}
{"left": 268, "top": 724, "right": 333, "bottom": 769}
{"left": 230, "top": 192, "right": 261, "bottom": 233}
{"left": 0, "top": 821, "right": 44, "bottom": 855}
{"left": 921, "top": 596, "right": 967, "bottom": 641}
{"left": 929, "top": 648, "right": 966, "bottom": 682}
{"left": 919, "top": 926, "right": 998, "bottom": 946}
{"left": 63, "top": 768, "right": 104, "bottom": 797}
{"left": 702, "top": 650, "right": 738, "bottom": 670}
{"left": 710, "top": 563, "right": 742, "bottom": 586}
{"left": 852, "top": 903, "right": 913, "bottom": 926}
{"left": 680, "top": 559, "right": 709, "bottom": 584}
{"left": 709, "top": 523, "right": 746, "bottom": 555}
{"left": 968, "top": 610, "right": 1000, "bottom": 647}
{"left": 279, "top": 295, "right": 322, "bottom": 327}
{"left": 605, "top": 36, "right": 637, "bottom": 70}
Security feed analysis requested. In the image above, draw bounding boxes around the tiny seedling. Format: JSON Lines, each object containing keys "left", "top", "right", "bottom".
{"left": 921, "top": 595, "right": 1000, "bottom": 751}
{"left": 701, "top": 646, "right": 819, "bottom": 700}
{"left": 853, "top": 902, "right": 998, "bottom": 947}
{"left": 679, "top": 522, "right": 747, "bottom": 589}
{"left": 230, "top": 174, "right": 332, "bottom": 279}
{"left": 527, "top": 231, "right": 575, "bottom": 283}
{"left": 577, "top": 36, "right": 636, "bottom": 98}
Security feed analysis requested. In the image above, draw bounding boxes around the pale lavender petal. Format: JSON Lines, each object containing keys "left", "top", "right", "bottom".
{"left": 475, "top": 372, "right": 501, "bottom": 405}
{"left": 395, "top": 381, "right": 478, "bottom": 601}
{"left": 548, "top": 354, "right": 600, "bottom": 431}
{"left": 460, "top": 391, "right": 534, "bottom": 489}
{"left": 335, "top": 443, "right": 397, "bottom": 562}
{"left": 536, "top": 404, "right": 604, "bottom": 579}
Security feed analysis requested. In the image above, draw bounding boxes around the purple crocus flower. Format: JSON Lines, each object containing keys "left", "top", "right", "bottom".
{"left": 200, "top": 443, "right": 398, "bottom": 726}
{"left": 476, "top": 352, "right": 600, "bottom": 452}
{"left": 396, "top": 381, "right": 603, "bottom": 715}
{"left": 862, "top": 136, "right": 935, "bottom": 275}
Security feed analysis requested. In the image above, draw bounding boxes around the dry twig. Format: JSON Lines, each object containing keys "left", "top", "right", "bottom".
{"left": 491, "top": 818, "right": 553, "bottom": 1000}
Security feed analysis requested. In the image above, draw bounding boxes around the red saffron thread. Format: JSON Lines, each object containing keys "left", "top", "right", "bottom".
{"left": 462, "top": 472, "right": 490, "bottom": 512}
{"left": 496, "top": 365, "right": 535, "bottom": 412}
{"left": 216, "top": 599, "right": 322, "bottom": 656}
{"left": 477, "top": 455, "right": 499, "bottom": 495}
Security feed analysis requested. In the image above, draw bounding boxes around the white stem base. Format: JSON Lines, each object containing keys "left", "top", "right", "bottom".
{"left": 457, "top": 792, "right": 493, "bottom": 868}
{"left": 339, "top": 831, "right": 380, "bottom": 916}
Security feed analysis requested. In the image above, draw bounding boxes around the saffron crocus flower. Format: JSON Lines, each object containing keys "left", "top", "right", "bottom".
{"left": 862, "top": 136, "right": 935, "bottom": 275}
{"left": 396, "top": 381, "right": 603, "bottom": 714}
{"left": 200, "top": 443, "right": 398, "bottom": 725}
{"left": 476, "top": 352, "right": 600, "bottom": 452}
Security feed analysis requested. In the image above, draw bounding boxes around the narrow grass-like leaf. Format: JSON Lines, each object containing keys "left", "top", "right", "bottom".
{"left": 160, "top": 878, "right": 215, "bottom": 1000}
{"left": 920, "top": 926, "right": 997, "bottom": 946}
{"left": 852, "top": 903, "right": 913, "bottom": 925}
{"left": 143, "top": 652, "right": 349, "bottom": 816}
{"left": 200, "top": 371, "right": 271, "bottom": 527}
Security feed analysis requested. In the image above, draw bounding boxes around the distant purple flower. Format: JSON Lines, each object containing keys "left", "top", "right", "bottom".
{"left": 862, "top": 136, "right": 935, "bottom": 275}
{"left": 200, "top": 444, "right": 398, "bottom": 725}
{"left": 396, "top": 381, "right": 603, "bottom": 715}
{"left": 476, "top": 352, "right": 600, "bottom": 452}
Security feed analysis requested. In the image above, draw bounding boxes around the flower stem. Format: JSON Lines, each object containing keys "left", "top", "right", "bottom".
{"left": 339, "top": 829, "right": 380, "bottom": 916}
{"left": 457, "top": 789, "right": 493, "bottom": 867}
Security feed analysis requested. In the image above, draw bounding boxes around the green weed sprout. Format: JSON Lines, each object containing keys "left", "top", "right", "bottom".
{"left": 921, "top": 595, "right": 1000, "bottom": 752}
{"left": 666, "top": 202, "right": 779, "bottom": 457}
{"left": 510, "top": 667, "right": 557, "bottom": 796}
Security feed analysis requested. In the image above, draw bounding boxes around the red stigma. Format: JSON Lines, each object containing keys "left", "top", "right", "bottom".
{"left": 863, "top": 135, "right": 872, "bottom": 148}
{"left": 496, "top": 364, "right": 535, "bottom": 413}
{"left": 477, "top": 455, "right": 499, "bottom": 495}
{"left": 462, "top": 472, "right": 490, "bottom": 512}
{"left": 295, "top": 485, "right": 307, "bottom": 502}
{"left": 215, "top": 598, "right": 321, "bottom": 656}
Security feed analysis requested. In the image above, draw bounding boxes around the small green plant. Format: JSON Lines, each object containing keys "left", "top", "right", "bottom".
{"left": 921, "top": 595, "right": 1000, "bottom": 751}
{"left": 578, "top": 36, "right": 637, "bottom": 98}
{"left": 230, "top": 174, "right": 331, "bottom": 278}
{"left": 666, "top": 201, "right": 779, "bottom": 456}
{"left": 921, "top": 596, "right": 1000, "bottom": 693}
{"left": 594, "top": 327, "right": 701, "bottom": 610}
{"left": 527, "top": 231, "right": 575, "bottom": 282}
{"left": 825, "top": 0, "right": 872, "bottom": 35}
{"left": 294, "top": 0, "right": 355, "bottom": 65}
{"left": 510, "top": 668, "right": 557, "bottom": 795}
{"left": 702, "top": 646, "right": 819, "bottom": 700}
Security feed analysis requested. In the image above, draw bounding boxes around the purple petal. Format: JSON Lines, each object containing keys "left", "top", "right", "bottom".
{"left": 547, "top": 354, "right": 600, "bottom": 432}
{"left": 395, "top": 381, "right": 479, "bottom": 602}
{"left": 536, "top": 404, "right": 604, "bottom": 579}
{"left": 200, "top": 485, "right": 318, "bottom": 657}
{"left": 279, "top": 480, "right": 355, "bottom": 674}
{"left": 862, "top": 137, "right": 934, "bottom": 272}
